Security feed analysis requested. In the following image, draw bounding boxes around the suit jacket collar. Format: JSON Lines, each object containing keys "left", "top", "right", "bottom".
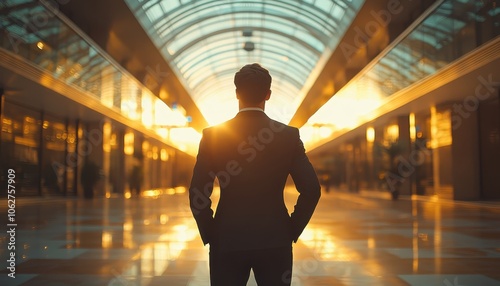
{"left": 235, "top": 109, "right": 269, "bottom": 119}
{"left": 239, "top": 107, "right": 264, "bottom": 112}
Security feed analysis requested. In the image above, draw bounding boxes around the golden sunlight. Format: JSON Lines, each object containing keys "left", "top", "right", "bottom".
{"left": 198, "top": 96, "right": 238, "bottom": 126}
{"left": 168, "top": 127, "right": 202, "bottom": 155}
{"left": 301, "top": 78, "right": 384, "bottom": 148}
{"left": 102, "top": 231, "right": 113, "bottom": 248}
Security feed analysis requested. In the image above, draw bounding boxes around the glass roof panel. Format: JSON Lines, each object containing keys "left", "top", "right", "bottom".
{"left": 160, "top": 0, "right": 180, "bottom": 12}
{"left": 125, "top": 0, "right": 364, "bottom": 125}
{"left": 177, "top": 35, "right": 313, "bottom": 88}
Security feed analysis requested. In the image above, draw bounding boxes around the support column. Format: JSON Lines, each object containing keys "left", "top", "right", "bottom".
{"left": 115, "top": 129, "right": 126, "bottom": 195}
{"left": 85, "top": 121, "right": 105, "bottom": 197}
{"left": 398, "top": 115, "right": 412, "bottom": 196}
{"left": 451, "top": 102, "right": 481, "bottom": 200}
{"left": 102, "top": 120, "right": 112, "bottom": 198}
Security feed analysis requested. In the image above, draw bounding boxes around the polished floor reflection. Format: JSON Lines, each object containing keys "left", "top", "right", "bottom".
{"left": 1, "top": 187, "right": 500, "bottom": 286}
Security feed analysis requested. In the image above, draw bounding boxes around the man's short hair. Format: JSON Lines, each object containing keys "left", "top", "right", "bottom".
{"left": 234, "top": 63, "right": 272, "bottom": 104}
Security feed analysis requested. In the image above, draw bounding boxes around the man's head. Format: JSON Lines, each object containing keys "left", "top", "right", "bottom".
{"left": 234, "top": 63, "right": 272, "bottom": 105}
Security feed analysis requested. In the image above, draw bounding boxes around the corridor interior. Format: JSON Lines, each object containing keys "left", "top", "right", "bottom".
{"left": 1, "top": 188, "right": 500, "bottom": 286}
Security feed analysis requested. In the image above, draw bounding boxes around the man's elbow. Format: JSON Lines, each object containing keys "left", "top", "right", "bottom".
{"left": 304, "top": 181, "right": 321, "bottom": 203}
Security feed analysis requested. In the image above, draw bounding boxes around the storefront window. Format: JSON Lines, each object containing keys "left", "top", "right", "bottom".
{"left": 1, "top": 102, "right": 41, "bottom": 196}
{"left": 1, "top": 102, "right": 78, "bottom": 196}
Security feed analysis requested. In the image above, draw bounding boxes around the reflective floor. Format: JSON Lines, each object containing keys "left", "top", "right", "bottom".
{"left": 1, "top": 187, "right": 500, "bottom": 286}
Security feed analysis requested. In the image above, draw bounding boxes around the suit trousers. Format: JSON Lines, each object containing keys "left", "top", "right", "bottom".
{"left": 209, "top": 245, "right": 293, "bottom": 286}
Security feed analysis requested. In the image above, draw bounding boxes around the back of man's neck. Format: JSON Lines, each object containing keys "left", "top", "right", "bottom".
{"left": 239, "top": 102, "right": 265, "bottom": 110}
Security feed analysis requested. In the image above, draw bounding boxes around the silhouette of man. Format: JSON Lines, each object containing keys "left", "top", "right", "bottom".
{"left": 189, "top": 63, "right": 321, "bottom": 285}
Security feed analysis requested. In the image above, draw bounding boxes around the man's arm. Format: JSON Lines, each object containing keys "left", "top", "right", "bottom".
{"left": 289, "top": 129, "right": 321, "bottom": 242}
{"left": 189, "top": 129, "right": 215, "bottom": 245}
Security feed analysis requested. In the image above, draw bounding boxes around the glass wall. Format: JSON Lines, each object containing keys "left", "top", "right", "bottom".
{"left": 0, "top": 101, "right": 79, "bottom": 196}
{"left": 0, "top": 99, "right": 188, "bottom": 197}
{"left": 1, "top": 102, "right": 41, "bottom": 196}
{"left": 304, "top": 0, "right": 500, "bottom": 143}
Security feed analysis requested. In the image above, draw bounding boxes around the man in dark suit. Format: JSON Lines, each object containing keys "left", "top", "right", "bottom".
{"left": 189, "top": 63, "right": 321, "bottom": 286}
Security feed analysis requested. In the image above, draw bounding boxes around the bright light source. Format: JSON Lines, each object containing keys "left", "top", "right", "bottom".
{"left": 366, "top": 127, "right": 375, "bottom": 143}
{"left": 103, "top": 122, "right": 112, "bottom": 153}
{"left": 102, "top": 232, "right": 113, "bottom": 248}
{"left": 161, "top": 149, "right": 169, "bottom": 161}
{"left": 152, "top": 146, "right": 158, "bottom": 160}
{"left": 386, "top": 125, "right": 399, "bottom": 142}
{"left": 409, "top": 113, "right": 416, "bottom": 142}
{"left": 124, "top": 132, "right": 134, "bottom": 155}
{"left": 142, "top": 94, "right": 154, "bottom": 127}
{"left": 319, "top": 126, "right": 333, "bottom": 138}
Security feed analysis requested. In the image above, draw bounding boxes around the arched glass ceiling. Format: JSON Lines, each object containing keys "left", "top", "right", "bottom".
{"left": 124, "top": 0, "right": 365, "bottom": 125}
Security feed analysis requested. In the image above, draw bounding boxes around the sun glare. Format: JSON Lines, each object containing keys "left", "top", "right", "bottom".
{"left": 301, "top": 79, "right": 384, "bottom": 148}
{"left": 199, "top": 96, "right": 238, "bottom": 126}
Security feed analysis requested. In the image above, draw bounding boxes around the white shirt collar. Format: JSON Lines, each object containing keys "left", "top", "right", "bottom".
{"left": 239, "top": 107, "right": 264, "bottom": 113}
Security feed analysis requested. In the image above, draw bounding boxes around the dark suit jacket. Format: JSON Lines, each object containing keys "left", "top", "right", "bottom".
{"left": 189, "top": 110, "right": 321, "bottom": 251}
